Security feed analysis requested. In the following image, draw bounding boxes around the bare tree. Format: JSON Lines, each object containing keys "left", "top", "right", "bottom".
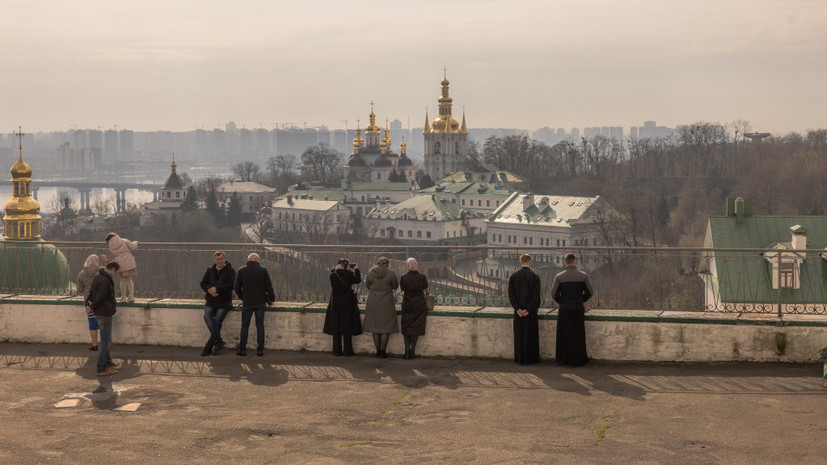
{"left": 301, "top": 144, "right": 343, "bottom": 184}
{"left": 232, "top": 161, "right": 263, "bottom": 183}
{"left": 91, "top": 196, "right": 114, "bottom": 217}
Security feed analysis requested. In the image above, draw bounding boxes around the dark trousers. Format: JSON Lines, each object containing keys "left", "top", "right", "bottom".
{"left": 204, "top": 305, "right": 230, "bottom": 348}
{"left": 332, "top": 334, "right": 354, "bottom": 354}
{"left": 240, "top": 304, "right": 266, "bottom": 350}
{"left": 95, "top": 315, "right": 114, "bottom": 372}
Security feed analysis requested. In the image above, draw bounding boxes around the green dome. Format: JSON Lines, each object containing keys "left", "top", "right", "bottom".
{"left": 0, "top": 239, "right": 74, "bottom": 294}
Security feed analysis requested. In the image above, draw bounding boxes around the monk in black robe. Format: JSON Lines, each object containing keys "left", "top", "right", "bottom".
{"left": 508, "top": 254, "right": 541, "bottom": 365}
{"left": 551, "top": 253, "right": 593, "bottom": 366}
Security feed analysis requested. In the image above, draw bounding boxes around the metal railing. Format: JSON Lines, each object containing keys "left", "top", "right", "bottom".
{"left": 2, "top": 240, "right": 826, "bottom": 314}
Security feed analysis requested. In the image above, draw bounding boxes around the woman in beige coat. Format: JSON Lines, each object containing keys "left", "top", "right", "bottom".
{"left": 363, "top": 256, "right": 398, "bottom": 358}
{"left": 103, "top": 232, "right": 138, "bottom": 302}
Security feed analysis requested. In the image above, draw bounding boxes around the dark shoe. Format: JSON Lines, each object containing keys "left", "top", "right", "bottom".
{"left": 201, "top": 346, "right": 213, "bottom": 357}
{"left": 333, "top": 351, "right": 342, "bottom": 356}
{"left": 236, "top": 348, "right": 246, "bottom": 356}
{"left": 409, "top": 351, "right": 416, "bottom": 360}
{"left": 257, "top": 348, "right": 264, "bottom": 357}
{"left": 97, "top": 367, "right": 118, "bottom": 376}
{"left": 403, "top": 351, "right": 410, "bottom": 360}
{"left": 379, "top": 350, "right": 389, "bottom": 359}
{"left": 343, "top": 351, "right": 355, "bottom": 357}
{"left": 213, "top": 341, "right": 225, "bottom": 355}
{"left": 89, "top": 345, "right": 98, "bottom": 351}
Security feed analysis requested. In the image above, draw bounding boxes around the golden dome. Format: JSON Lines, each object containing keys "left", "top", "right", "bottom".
{"left": 10, "top": 155, "right": 32, "bottom": 179}
{"left": 4, "top": 196, "right": 40, "bottom": 217}
{"left": 364, "top": 100, "right": 381, "bottom": 134}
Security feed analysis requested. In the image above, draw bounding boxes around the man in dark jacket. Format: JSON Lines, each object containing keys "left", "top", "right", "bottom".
{"left": 234, "top": 253, "right": 275, "bottom": 357}
{"left": 551, "top": 253, "right": 594, "bottom": 366}
{"left": 87, "top": 261, "right": 121, "bottom": 376}
{"left": 199, "top": 251, "right": 236, "bottom": 356}
{"left": 508, "top": 254, "right": 542, "bottom": 365}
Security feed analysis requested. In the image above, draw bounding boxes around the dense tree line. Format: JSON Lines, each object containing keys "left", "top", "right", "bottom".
{"left": 480, "top": 124, "right": 827, "bottom": 247}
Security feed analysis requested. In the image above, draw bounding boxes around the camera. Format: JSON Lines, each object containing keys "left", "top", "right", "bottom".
{"left": 349, "top": 263, "right": 357, "bottom": 268}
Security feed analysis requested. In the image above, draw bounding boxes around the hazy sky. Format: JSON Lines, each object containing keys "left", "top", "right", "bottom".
{"left": 2, "top": 0, "right": 826, "bottom": 134}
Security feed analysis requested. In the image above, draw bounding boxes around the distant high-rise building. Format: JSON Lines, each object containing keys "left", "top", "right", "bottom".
{"left": 332, "top": 129, "right": 348, "bottom": 154}
{"left": 72, "top": 129, "right": 88, "bottom": 150}
{"left": 317, "top": 126, "right": 331, "bottom": 147}
{"left": 610, "top": 127, "right": 623, "bottom": 140}
{"left": 88, "top": 130, "right": 103, "bottom": 152}
{"left": 119, "top": 130, "right": 134, "bottom": 157}
{"left": 104, "top": 129, "right": 119, "bottom": 159}
{"left": 571, "top": 128, "right": 580, "bottom": 139}
{"left": 254, "top": 128, "right": 270, "bottom": 155}
{"left": 389, "top": 119, "right": 405, "bottom": 148}
{"left": 629, "top": 126, "right": 638, "bottom": 139}
{"left": 239, "top": 128, "right": 253, "bottom": 156}
{"left": 56, "top": 142, "right": 74, "bottom": 171}
{"left": 225, "top": 121, "right": 238, "bottom": 134}
{"left": 211, "top": 129, "right": 226, "bottom": 157}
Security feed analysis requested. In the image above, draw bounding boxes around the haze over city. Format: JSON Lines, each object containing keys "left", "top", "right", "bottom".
{"left": 2, "top": 0, "right": 826, "bottom": 133}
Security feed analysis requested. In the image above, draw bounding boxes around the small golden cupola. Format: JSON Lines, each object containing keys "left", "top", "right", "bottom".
{"left": 3, "top": 127, "right": 41, "bottom": 240}
{"left": 352, "top": 122, "right": 364, "bottom": 155}
{"left": 431, "top": 71, "right": 461, "bottom": 133}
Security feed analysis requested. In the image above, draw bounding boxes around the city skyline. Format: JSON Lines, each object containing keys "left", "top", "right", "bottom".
{"left": 2, "top": 1, "right": 826, "bottom": 134}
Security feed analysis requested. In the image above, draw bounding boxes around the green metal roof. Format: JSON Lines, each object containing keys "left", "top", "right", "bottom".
{"left": 367, "top": 194, "right": 485, "bottom": 222}
{"left": 707, "top": 215, "right": 827, "bottom": 304}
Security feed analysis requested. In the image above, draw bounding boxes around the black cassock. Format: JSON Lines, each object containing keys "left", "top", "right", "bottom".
{"left": 508, "top": 266, "right": 541, "bottom": 365}
{"left": 551, "top": 266, "right": 593, "bottom": 366}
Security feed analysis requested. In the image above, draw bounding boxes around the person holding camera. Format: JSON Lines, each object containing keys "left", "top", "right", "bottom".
{"left": 363, "top": 256, "right": 399, "bottom": 358}
{"left": 324, "top": 258, "right": 362, "bottom": 356}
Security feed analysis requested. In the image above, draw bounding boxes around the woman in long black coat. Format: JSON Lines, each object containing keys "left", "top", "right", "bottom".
{"left": 323, "top": 258, "right": 362, "bottom": 356}
{"left": 399, "top": 257, "right": 429, "bottom": 359}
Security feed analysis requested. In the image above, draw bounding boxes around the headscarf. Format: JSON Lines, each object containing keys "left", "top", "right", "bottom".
{"left": 377, "top": 256, "right": 389, "bottom": 267}
{"left": 83, "top": 254, "right": 101, "bottom": 268}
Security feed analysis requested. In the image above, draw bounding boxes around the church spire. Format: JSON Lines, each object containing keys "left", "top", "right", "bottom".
{"left": 422, "top": 109, "right": 431, "bottom": 134}
{"left": 461, "top": 108, "right": 467, "bottom": 133}
{"left": 3, "top": 126, "right": 41, "bottom": 240}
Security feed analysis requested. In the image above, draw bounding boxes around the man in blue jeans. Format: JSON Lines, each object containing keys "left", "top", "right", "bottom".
{"left": 87, "top": 261, "right": 121, "bottom": 376}
{"left": 199, "top": 251, "right": 236, "bottom": 356}
{"left": 234, "top": 253, "right": 275, "bottom": 357}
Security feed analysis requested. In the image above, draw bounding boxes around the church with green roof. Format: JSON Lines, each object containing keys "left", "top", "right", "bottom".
{"left": 1, "top": 127, "right": 73, "bottom": 294}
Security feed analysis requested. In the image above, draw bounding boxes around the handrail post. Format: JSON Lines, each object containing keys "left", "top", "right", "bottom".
{"left": 777, "top": 251, "right": 783, "bottom": 317}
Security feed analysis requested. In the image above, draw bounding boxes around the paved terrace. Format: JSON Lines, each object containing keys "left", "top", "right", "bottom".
{"left": 1, "top": 342, "right": 826, "bottom": 464}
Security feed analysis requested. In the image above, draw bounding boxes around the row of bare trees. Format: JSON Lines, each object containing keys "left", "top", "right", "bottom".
{"left": 480, "top": 123, "right": 827, "bottom": 248}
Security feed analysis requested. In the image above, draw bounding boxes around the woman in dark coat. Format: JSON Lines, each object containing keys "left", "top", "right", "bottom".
{"left": 399, "top": 257, "right": 429, "bottom": 359}
{"left": 323, "top": 258, "right": 362, "bottom": 356}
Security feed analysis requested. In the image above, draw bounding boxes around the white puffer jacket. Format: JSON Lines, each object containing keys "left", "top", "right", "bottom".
{"left": 107, "top": 235, "right": 138, "bottom": 271}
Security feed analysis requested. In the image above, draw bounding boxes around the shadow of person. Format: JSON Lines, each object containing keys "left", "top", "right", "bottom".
{"left": 90, "top": 376, "right": 118, "bottom": 410}
{"left": 535, "top": 365, "right": 593, "bottom": 397}
{"left": 587, "top": 372, "right": 648, "bottom": 401}
{"left": 209, "top": 354, "right": 268, "bottom": 383}
{"left": 544, "top": 362, "right": 647, "bottom": 401}
{"left": 246, "top": 362, "right": 289, "bottom": 387}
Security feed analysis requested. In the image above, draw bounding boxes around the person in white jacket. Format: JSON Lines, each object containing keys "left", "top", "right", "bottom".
{"left": 103, "top": 232, "right": 138, "bottom": 302}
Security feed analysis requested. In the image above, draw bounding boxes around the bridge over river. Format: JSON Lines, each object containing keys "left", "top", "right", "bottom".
{"left": 31, "top": 180, "right": 162, "bottom": 212}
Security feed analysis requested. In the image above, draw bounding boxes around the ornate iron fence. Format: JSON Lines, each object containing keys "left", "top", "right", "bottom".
{"left": 1, "top": 240, "right": 825, "bottom": 314}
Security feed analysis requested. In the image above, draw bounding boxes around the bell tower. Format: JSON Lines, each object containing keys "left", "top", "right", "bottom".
{"left": 423, "top": 70, "right": 468, "bottom": 181}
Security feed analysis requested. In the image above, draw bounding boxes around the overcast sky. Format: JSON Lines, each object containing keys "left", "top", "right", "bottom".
{"left": 2, "top": 0, "right": 825, "bottom": 134}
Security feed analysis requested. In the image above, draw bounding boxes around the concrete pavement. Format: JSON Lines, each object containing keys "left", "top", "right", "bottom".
{"left": 1, "top": 342, "right": 826, "bottom": 464}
